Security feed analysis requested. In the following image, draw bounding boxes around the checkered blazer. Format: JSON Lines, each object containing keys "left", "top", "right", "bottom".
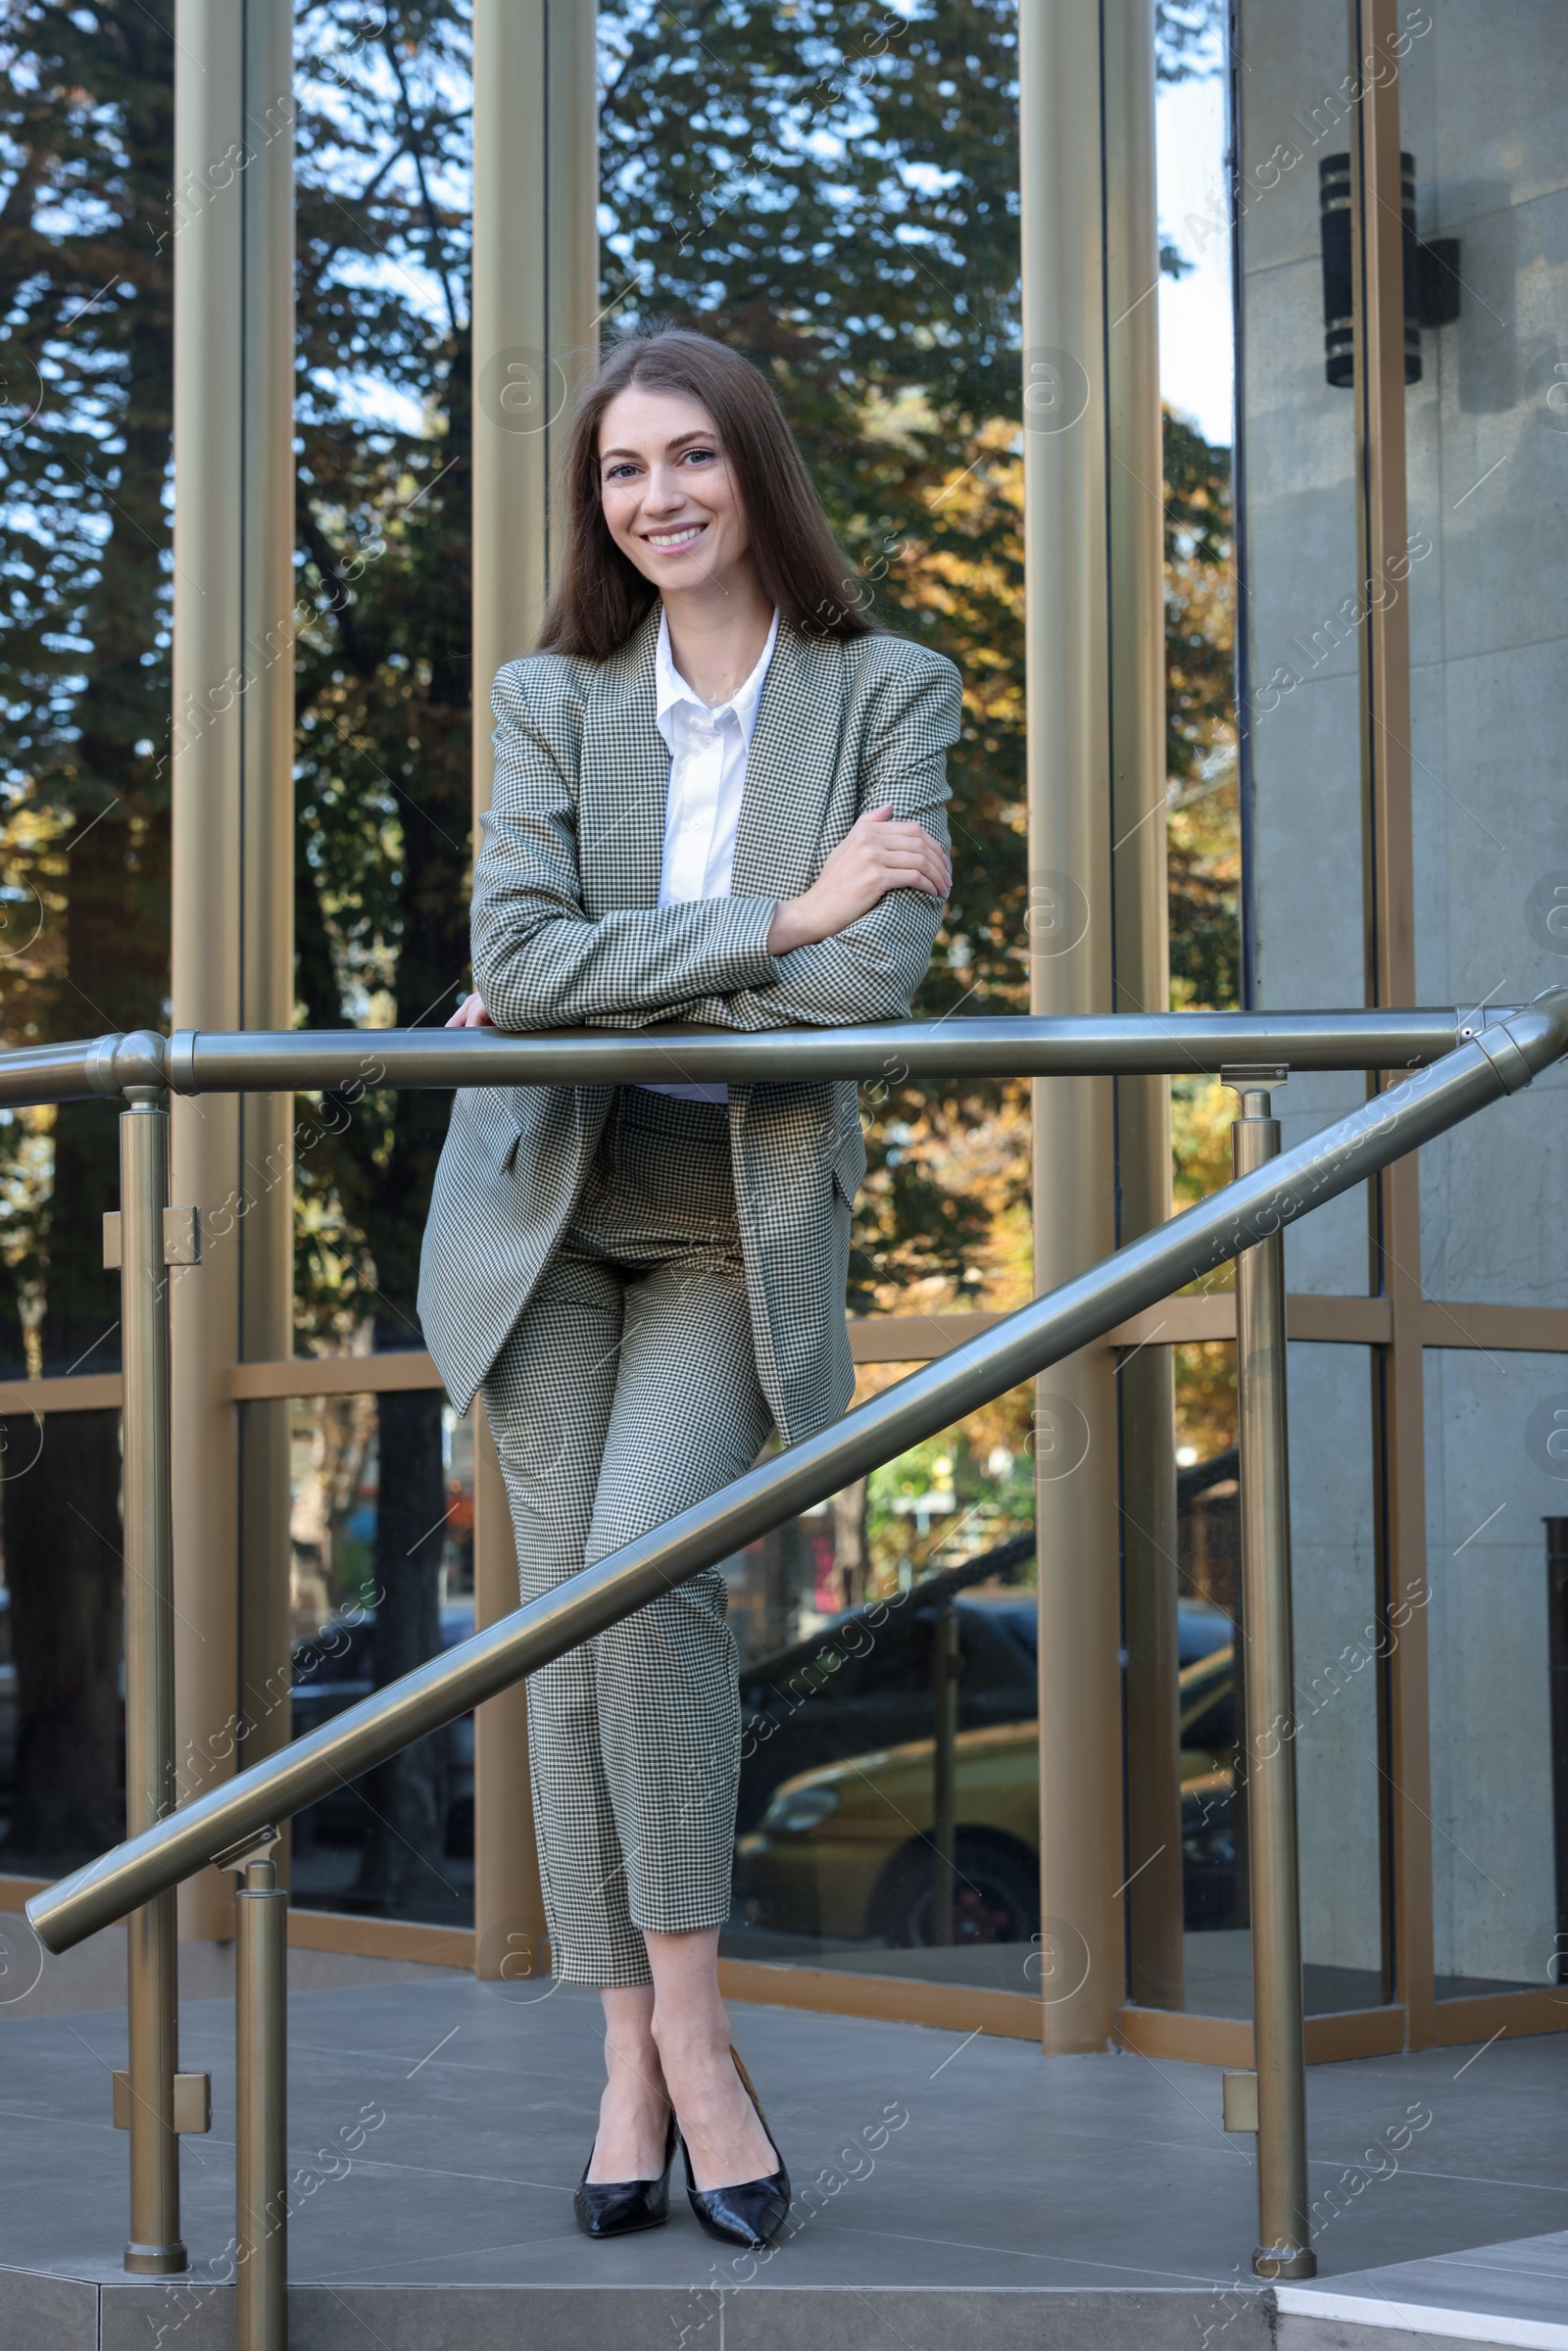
{"left": 417, "top": 608, "right": 961, "bottom": 1445}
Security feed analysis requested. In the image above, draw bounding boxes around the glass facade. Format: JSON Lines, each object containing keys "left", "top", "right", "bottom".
{"left": 0, "top": 0, "right": 1563, "bottom": 2067}
{"left": 1235, "top": 0, "right": 1568, "bottom": 2038}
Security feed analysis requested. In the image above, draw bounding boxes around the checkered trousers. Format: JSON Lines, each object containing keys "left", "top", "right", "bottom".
{"left": 481, "top": 1087, "right": 774, "bottom": 1986}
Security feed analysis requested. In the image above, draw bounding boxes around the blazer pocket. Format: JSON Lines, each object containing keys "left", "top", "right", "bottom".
{"left": 831, "top": 1125, "right": 866, "bottom": 1206}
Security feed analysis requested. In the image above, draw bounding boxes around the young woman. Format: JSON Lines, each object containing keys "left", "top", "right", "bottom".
{"left": 419, "top": 328, "right": 958, "bottom": 2249}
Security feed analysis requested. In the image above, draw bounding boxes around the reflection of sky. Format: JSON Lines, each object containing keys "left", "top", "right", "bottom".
{"left": 1157, "top": 73, "right": 1234, "bottom": 449}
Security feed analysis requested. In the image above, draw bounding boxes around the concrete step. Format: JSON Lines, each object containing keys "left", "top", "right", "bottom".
{"left": 1278, "top": 2229, "right": 1568, "bottom": 2350}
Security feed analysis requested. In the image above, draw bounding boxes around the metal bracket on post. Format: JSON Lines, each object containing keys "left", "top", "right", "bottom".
{"left": 1222, "top": 2070, "right": 1259, "bottom": 2133}
{"left": 212, "top": 1827, "right": 282, "bottom": 1874}
{"left": 102, "top": 1207, "right": 203, "bottom": 1270}
{"left": 221, "top": 1830, "right": 287, "bottom": 2351}
{"left": 1225, "top": 1075, "right": 1316, "bottom": 2281}
{"left": 113, "top": 2072, "right": 212, "bottom": 2134}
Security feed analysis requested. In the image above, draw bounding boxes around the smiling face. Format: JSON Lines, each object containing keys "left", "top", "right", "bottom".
{"left": 597, "top": 384, "right": 754, "bottom": 598}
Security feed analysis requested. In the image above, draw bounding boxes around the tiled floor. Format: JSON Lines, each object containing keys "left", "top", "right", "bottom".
{"left": 1, "top": 1977, "right": 1563, "bottom": 2347}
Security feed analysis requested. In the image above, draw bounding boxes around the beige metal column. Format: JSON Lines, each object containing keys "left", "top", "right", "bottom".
{"left": 471, "top": 0, "right": 600, "bottom": 675}
{"left": 1104, "top": 0, "right": 1183, "bottom": 2012}
{"left": 1348, "top": 0, "right": 1433, "bottom": 2043}
{"left": 233, "top": 1845, "right": 288, "bottom": 2351}
{"left": 1232, "top": 1088, "right": 1315, "bottom": 2279}
{"left": 170, "top": 0, "right": 296, "bottom": 1939}
{"left": 120, "top": 1093, "right": 185, "bottom": 2273}
{"left": 470, "top": 0, "right": 598, "bottom": 1981}
{"left": 237, "top": 1, "right": 299, "bottom": 1809}
{"left": 1019, "top": 0, "right": 1123, "bottom": 2054}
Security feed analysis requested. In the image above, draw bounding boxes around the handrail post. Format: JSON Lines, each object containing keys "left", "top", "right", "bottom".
{"left": 232, "top": 1839, "right": 287, "bottom": 2351}
{"left": 1228, "top": 1074, "right": 1316, "bottom": 2281}
{"left": 119, "top": 1086, "right": 186, "bottom": 2274}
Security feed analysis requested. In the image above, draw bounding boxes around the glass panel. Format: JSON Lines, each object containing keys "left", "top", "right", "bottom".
{"left": 1173, "top": 1341, "right": 1245, "bottom": 2012}
{"left": 1288, "top": 1343, "right": 1386, "bottom": 2012}
{"left": 722, "top": 1388, "right": 1039, "bottom": 1994}
{"left": 286, "top": 1391, "right": 475, "bottom": 1929}
{"left": 0, "top": 0, "right": 172, "bottom": 1862}
{"left": 1385, "top": 7, "right": 1568, "bottom": 1998}
{"left": 1427, "top": 1348, "right": 1562, "bottom": 1999}
{"left": 1153, "top": 1339, "right": 1387, "bottom": 2017}
{"left": 0, "top": 1401, "right": 126, "bottom": 1880}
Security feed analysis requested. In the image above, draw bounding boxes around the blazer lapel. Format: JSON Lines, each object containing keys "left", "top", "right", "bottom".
{"left": 577, "top": 607, "right": 666, "bottom": 913}
{"left": 730, "top": 623, "right": 847, "bottom": 902}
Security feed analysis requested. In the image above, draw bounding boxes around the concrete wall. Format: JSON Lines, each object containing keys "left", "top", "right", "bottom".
{"left": 1238, "top": 0, "right": 1567, "bottom": 1992}
{"left": 1424, "top": 1348, "right": 1559, "bottom": 1989}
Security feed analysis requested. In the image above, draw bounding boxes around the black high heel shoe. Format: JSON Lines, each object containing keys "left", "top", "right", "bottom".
{"left": 679, "top": 2045, "right": 791, "bottom": 2250}
{"left": 573, "top": 2110, "right": 677, "bottom": 2239}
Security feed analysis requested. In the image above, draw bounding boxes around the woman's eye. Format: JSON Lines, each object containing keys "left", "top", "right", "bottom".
{"left": 680, "top": 447, "right": 717, "bottom": 465}
{"left": 604, "top": 462, "right": 639, "bottom": 481}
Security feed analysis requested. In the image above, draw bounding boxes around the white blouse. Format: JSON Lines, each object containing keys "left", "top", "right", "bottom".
{"left": 640, "top": 605, "right": 781, "bottom": 1102}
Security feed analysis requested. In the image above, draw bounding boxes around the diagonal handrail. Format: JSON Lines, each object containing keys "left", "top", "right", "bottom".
{"left": 28, "top": 985, "right": 1568, "bottom": 1958}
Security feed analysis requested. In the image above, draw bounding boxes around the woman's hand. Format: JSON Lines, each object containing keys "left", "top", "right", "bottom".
{"left": 766, "top": 805, "right": 950, "bottom": 956}
{"left": 446, "top": 992, "right": 494, "bottom": 1028}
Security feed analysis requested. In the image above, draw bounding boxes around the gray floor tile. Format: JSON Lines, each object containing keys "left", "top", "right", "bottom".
{"left": 2, "top": 1978, "right": 1565, "bottom": 2342}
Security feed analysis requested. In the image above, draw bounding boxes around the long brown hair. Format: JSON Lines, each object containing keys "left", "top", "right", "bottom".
{"left": 535, "top": 330, "right": 874, "bottom": 660}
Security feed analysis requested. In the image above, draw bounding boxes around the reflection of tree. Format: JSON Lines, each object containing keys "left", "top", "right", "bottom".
{"left": 832, "top": 1480, "right": 870, "bottom": 1613}
{"left": 283, "top": 10, "right": 475, "bottom": 1910}
{"left": 1174, "top": 1341, "right": 1238, "bottom": 1466}
{"left": 0, "top": 0, "right": 1235, "bottom": 1883}
{"left": 0, "top": 9, "right": 174, "bottom": 1859}
{"left": 1164, "top": 413, "right": 1239, "bottom": 1017}
{"left": 1162, "top": 414, "right": 1240, "bottom": 1463}
{"left": 288, "top": 1388, "right": 379, "bottom": 1637}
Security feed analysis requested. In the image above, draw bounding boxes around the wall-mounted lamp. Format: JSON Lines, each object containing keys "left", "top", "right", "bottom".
{"left": 1318, "top": 152, "right": 1462, "bottom": 387}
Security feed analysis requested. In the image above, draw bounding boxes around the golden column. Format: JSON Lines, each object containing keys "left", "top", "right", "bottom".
{"left": 1105, "top": 0, "right": 1183, "bottom": 2016}
{"left": 170, "top": 0, "right": 296, "bottom": 1942}
{"left": 469, "top": 0, "right": 599, "bottom": 1981}
{"left": 1020, "top": 0, "right": 1175, "bottom": 2050}
{"left": 1347, "top": 0, "right": 1432, "bottom": 2041}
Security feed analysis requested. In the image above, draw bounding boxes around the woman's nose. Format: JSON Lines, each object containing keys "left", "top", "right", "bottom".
{"left": 643, "top": 467, "right": 689, "bottom": 513}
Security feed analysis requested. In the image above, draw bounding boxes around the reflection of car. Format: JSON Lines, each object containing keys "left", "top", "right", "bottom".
{"left": 0, "top": 1591, "right": 15, "bottom": 1785}
{"left": 738, "top": 1577, "right": 1040, "bottom": 1834}
{"left": 735, "top": 1637, "right": 1237, "bottom": 1947}
{"left": 1181, "top": 1768, "right": 1238, "bottom": 1927}
{"left": 738, "top": 1546, "right": 1231, "bottom": 1835}
{"left": 291, "top": 1603, "right": 475, "bottom": 1856}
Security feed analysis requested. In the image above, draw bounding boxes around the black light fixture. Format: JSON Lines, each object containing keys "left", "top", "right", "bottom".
{"left": 1318, "top": 152, "right": 1461, "bottom": 387}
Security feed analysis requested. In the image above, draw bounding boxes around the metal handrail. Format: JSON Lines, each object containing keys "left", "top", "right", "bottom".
{"left": 17, "top": 987, "right": 1568, "bottom": 2320}
{"left": 0, "top": 1003, "right": 1525, "bottom": 1111}
{"left": 30, "top": 991, "right": 1568, "bottom": 1948}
